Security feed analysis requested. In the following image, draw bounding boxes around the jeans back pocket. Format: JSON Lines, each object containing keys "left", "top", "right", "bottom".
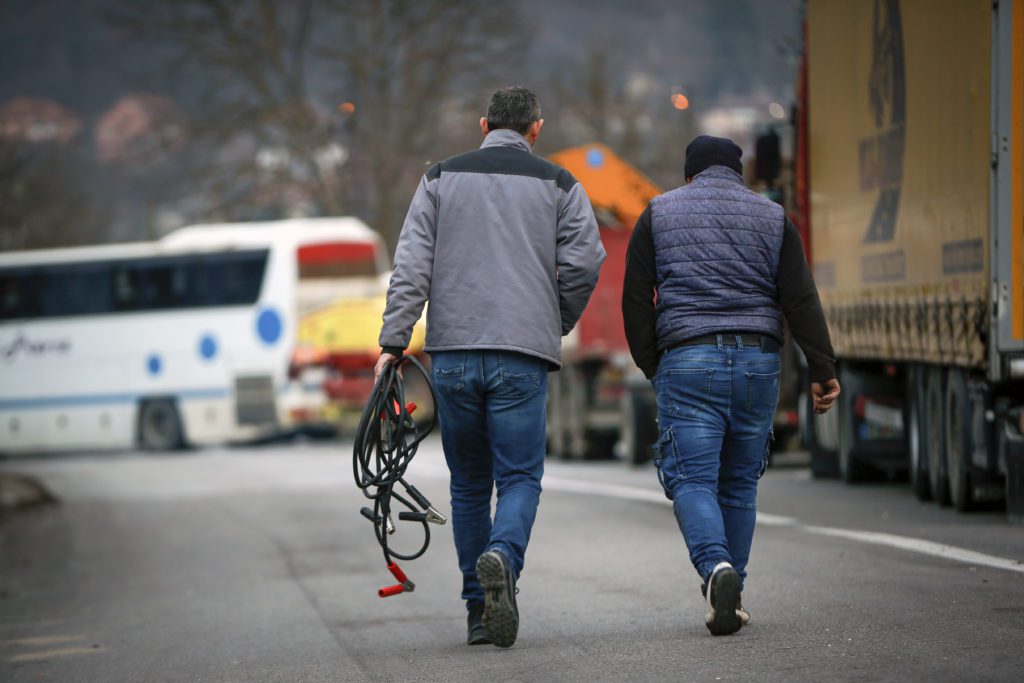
{"left": 746, "top": 369, "right": 780, "bottom": 417}
{"left": 432, "top": 352, "right": 466, "bottom": 393}
{"left": 495, "top": 353, "right": 544, "bottom": 398}
{"left": 658, "top": 368, "right": 714, "bottom": 419}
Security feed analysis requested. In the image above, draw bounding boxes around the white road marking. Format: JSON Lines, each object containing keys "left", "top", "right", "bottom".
{"left": 3, "top": 635, "right": 85, "bottom": 647}
{"left": 798, "top": 525, "right": 1024, "bottom": 574}
{"left": 416, "top": 461, "right": 1024, "bottom": 575}
{"left": 8, "top": 646, "right": 104, "bottom": 663}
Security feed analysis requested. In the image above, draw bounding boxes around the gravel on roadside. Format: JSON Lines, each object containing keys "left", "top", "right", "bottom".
{"left": 0, "top": 472, "right": 56, "bottom": 521}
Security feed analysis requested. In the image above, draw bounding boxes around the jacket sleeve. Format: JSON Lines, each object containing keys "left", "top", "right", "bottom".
{"left": 622, "top": 205, "right": 660, "bottom": 378}
{"left": 379, "top": 172, "right": 439, "bottom": 352}
{"left": 555, "top": 181, "right": 605, "bottom": 335}
{"left": 776, "top": 218, "right": 837, "bottom": 382}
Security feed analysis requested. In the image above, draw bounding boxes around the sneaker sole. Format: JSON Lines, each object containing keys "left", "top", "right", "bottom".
{"left": 705, "top": 568, "right": 742, "bottom": 636}
{"left": 477, "top": 553, "right": 518, "bottom": 648}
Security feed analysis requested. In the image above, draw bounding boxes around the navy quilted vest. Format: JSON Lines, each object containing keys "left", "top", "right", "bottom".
{"left": 651, "top": 165, "right": 785, "bottom": 349}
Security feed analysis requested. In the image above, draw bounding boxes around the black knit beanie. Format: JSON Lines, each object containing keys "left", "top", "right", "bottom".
{"left": 684, "top": 135, "right": 743, "bottom": 178}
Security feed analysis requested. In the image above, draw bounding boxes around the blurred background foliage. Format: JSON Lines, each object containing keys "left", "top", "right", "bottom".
{"left": 0, "top": 0, "right": 800, "bottom": 251}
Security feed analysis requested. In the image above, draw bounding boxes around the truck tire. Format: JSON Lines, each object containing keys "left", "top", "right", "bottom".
{"left": 138, "top": 399, "right": 184, "bottom": 451}
{"left": 620, "top": 382, "right": 658, "bottom": 466}
{"left": 837, "top": 362, "right": 873, "bottom": 483}
{"left": 906, "top": 364, "right": 932, "bottom": 501}
{"left": 945, "top": 368, "right": 974, "bottom": 511}
{"left": 925, "top": 366, "right": 951, "bottom": 505}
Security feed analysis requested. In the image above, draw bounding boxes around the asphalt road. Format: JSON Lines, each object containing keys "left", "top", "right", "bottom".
{"left": 2, "top": 439, "right": 1023, "bottom": 682}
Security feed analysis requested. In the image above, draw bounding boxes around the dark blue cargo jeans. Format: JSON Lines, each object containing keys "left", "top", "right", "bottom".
{"left": 430, "top": 350, "right": 548, "bottom": 609}
{"left": 653, "top": 336, "right": 780, "bottom": 589}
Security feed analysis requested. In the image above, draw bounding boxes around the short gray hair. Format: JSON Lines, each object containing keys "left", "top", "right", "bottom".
{"left": 486, "top": 86, "right": 541, "bottom": 136}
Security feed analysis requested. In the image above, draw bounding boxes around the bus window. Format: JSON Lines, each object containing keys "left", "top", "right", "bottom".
{"left": 1, "top": 249, "right": 269, "bottom": 319}
{"left": 208, "top": 251, "right": 268, "bottom": 305}
{"left": 41, "top": 263, "right": 113, "bottom": 317}
{"left": 0, "top": 270, "right": 42, "bottom": 320}
{"left": 114, "top": 250, "right": 268, "bottom": 311}
{"left": 297, "top": 242, "right": 378, "bottom": 279}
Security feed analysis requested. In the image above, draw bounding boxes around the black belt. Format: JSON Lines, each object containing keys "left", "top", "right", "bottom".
{"left": 671, "top": 333, "right": 777, "bottom": 350}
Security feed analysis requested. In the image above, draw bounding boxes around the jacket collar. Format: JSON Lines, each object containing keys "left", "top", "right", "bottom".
{"left": 481, "top": 129, "right": 532, "bottom": 153}
{"left": 691, "top": 165, "right": 745, "bottom": 186}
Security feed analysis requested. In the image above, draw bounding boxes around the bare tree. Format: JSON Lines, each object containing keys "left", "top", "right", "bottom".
{"left": 0, "top": 138, "right": 109, "bottom": 251}
{"left": 109, "top": 0, "right": 343, "bottom": 223}
{"left": 109, "top": 0, "right": 527, "bottom": 244}
{"left": 320, "top": 0, "right": 528, "bottom": 244}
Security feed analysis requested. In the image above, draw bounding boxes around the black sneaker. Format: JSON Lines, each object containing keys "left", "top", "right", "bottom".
{"left": 701, "top": 581, "right": 750, "bottom": 625}
{"left": 467, "top": 603, "right": 491, "bottom": 645}
{"left": 476, "top": 550, "right": 519, "bottom": 648}
{"left": 704, "top": 562, "right": 742, "bottom": 636}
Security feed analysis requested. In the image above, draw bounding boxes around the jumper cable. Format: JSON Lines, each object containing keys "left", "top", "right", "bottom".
{"left": 353, "top": 354, "right": 445, "bottom": 597}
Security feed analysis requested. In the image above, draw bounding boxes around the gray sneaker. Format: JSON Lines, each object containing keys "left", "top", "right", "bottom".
{"left": 476, "top": 550, "right": 519, "bottom": 648}
{"left": 704, "top": 562, "right": 743, "bottom": 636}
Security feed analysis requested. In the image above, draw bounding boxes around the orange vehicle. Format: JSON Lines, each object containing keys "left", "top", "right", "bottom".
{"left": 545, "top": 144, "right": 663, "bottom": 463}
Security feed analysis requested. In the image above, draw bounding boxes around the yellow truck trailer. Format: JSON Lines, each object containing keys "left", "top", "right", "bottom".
{"left": 799, "top": 0, "right": 1024, "bottom": 517}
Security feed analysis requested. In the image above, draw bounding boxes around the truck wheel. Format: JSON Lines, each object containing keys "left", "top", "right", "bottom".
{"left": 945, "top": 368, "right": 974, "bottom": 511}
{"left": 138, "top": 399, "right": 184, "bottom": 451}
{"left": 837, "top": 362, "right": 872, "bottom": 483}
{"left": 925, "top": 366, "right": 951, "bottom": 505}
{"left": 906, "top": 364, "right": 932, "bottom": 501}
{"left": 620, "top": 382, "right": 657, "bottom": 466}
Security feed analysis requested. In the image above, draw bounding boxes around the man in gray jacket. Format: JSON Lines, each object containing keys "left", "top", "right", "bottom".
{"left": 376, "top": 86, "right": 605, "bottom": 648}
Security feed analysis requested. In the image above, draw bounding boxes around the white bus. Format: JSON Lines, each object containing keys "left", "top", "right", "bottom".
{"left": 0, "top": 217, "right": 388, "bottom": 454}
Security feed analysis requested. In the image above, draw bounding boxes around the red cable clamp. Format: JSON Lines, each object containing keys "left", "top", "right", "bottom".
{"left": 381, "top": 401, "right": 417, "bottom": 421}
{"left": 378, "top": 561, "right": 416, "bottom": 597}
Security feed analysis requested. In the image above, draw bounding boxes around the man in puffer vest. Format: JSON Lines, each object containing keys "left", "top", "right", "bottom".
{"left": 622, "top": 135, "right": 840, "bottom": 636}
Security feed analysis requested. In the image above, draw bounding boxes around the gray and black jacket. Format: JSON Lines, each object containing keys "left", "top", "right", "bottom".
{"left": 379, "top": 129, "right": 605, "bottom": 367}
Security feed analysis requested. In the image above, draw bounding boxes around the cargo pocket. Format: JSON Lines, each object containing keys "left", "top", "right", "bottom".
{"left": 653, "top": 427, "right": 681, "bottom": 500}
{"left": 757, "top": 426, "right": 774, "bottom": 480}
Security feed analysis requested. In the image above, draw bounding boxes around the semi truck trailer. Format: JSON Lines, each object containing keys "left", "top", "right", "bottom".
{"left": 798, "top": 0, "right": 1024, "bottom": 517}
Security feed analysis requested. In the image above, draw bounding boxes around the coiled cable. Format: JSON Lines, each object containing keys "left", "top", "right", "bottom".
{"left": 353, "top": 355, "right": 445, "bottom": 595}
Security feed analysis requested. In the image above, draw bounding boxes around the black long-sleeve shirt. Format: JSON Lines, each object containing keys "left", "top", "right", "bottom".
{"left": 622, "top": 205, "right": 836, "bottom": 382}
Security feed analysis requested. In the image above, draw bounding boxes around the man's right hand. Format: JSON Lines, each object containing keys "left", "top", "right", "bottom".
{"left": 811, "top": 379, "right": 841, "bottom": 414}
{"left": 374, "top": 352, "right": 400, "bottom": 381}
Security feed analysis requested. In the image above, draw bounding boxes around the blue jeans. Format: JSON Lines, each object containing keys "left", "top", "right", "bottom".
{"left": 653, "top": 336, "right": 780, "bottom": 589}
{"left": 430, "top": 350, "right": 548, "bottom": 609}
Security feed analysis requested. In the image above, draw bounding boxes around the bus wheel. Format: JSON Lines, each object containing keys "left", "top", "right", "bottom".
{"left": 139, "top": 399, "right": 184, "bottom": 451}
{"left": 906, "top": 364, "right": 932, "bottom": 501}
{"left": 945, "top": 368, "right": 974, "bottom": 511}
{"left": 925, "top": 366, "right": 950, "bottom": 505}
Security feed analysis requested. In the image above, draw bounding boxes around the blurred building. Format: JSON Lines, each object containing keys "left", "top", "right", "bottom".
{"left": 95, "top": 94, "right": 186, "bottom": 164}
{"left": 0, "top": 96, "right": 82, "bottom": 144}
